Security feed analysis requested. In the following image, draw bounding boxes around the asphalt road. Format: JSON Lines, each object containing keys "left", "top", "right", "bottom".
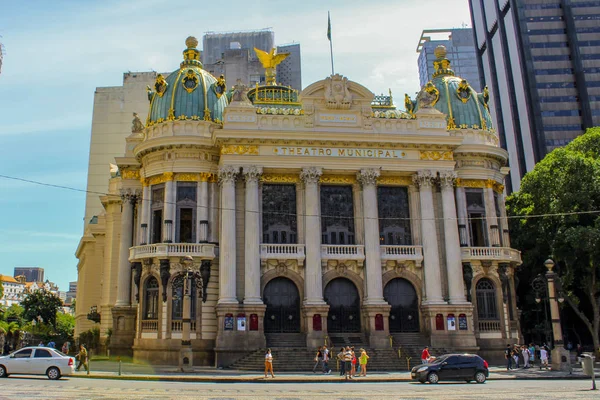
{"left": 0, "top": 377, "right": 596, "bottom": 400}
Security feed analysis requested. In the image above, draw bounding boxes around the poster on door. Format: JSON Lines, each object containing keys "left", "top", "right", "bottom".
{"left": 458, "top": 314, "right": 468, "bottom": 330}
{"left": 237, "top": 316, "right": 246, "bottom": 331}
{"left": 447, "top": 314, "right": 456, "bottom": 331}
{"left": 224, "top": 314, "right": 234, "bottom": 330}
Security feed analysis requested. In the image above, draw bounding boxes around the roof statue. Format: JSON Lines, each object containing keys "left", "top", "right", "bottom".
{"left": 131, "top": 112, "right": 144, "bottom": 133}
{"left": 254, "top": 47, "right": 290, "bottom": 85}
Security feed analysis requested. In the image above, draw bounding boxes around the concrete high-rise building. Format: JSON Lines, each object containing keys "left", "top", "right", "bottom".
{"left": 202, "top": 30, "right": 302, "bottom": 91}
{"left": 417, "top": 29, "right": 482, "bottom": 92}
{"left": 468, "top": 0, "right": 600, "bottom": 192}
{"left": 13, "top": 267, "right": 44, "bottom": 283}
{"left": 276, "top": 43, "right": 302, "bottom": 90}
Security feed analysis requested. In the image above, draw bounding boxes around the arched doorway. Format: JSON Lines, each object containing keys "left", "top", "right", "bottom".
{"left": 384, "top": 278, "right": 419, "bottom": 332}
{"left": 263, "top": 277, "right": 301, "bottom": 333}
{"left": 324, "top": 278, "right": 361, "bottom": 333}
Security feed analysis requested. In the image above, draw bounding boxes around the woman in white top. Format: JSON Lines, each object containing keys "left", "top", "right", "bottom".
{"left": 539, "top": 347, "right": 549, "bottom": 370}
{"left": 264, "top": 348, "right": 275, "bottom": 378}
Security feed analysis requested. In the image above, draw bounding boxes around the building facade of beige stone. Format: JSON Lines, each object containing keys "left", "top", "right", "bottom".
{"left": 76, "top": 37, "right": 522, "bottom": 367}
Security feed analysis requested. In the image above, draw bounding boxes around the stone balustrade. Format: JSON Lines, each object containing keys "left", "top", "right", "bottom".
{"left": 260, "top": 244, "right": 306, "bottom": 266}
{"left": 129, "top": 243, "right": 216, "bottom": 260}
{"left": 141, "top": 320, "right": 158, "bottom": 332}
{"left": 461, "top": 247, "right": 522, "bottom": 264}
{"left": 478, "top": 319, "right": 502, "bottom": 332}
{"left": 380, "top": 245, "right": 424, "bottom": 267}
{"left": 321, "top": 245, "right": 365, "bottom": 266}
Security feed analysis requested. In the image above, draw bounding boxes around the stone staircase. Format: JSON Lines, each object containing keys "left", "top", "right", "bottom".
{"left": 265, "top": 333, "right": 306, "bottom": 348}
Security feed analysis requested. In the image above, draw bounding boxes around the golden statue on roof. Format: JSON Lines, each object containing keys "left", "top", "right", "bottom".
{"left": 254, "top": 47, "right": 290, "bottom": 85}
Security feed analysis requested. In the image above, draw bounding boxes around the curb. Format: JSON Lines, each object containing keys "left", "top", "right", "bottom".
{"left": 70, "top": 374, "right": 594, "bottom": 383}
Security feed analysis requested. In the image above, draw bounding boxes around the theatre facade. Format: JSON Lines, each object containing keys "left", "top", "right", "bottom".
{"left": 75, "top": 37, "right": 522, "bottom": 367}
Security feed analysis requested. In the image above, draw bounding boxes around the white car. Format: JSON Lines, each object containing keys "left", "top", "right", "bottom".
{"left": 0, "top": 346, "right": 75, "bottom": 380}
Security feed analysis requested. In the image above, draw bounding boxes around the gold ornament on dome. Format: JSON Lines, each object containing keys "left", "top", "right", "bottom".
{"left": 220, "top": 145, "right": 259, "bottom": 155}
{"left": 185, "top": 36, "right": 198, "bottom": 48}
{"left": 154, "top": 74, "right": 168, "bottom": 97}
{"left": 121, "top": 170, "right": 140, "bottom": 180}
{"left": 182, "top": 69, "right": 199, "bottom": 93}
{"left": 422, "top": 82, "right": 440, "bottom": 107}
{"left": 213, "top": 75, "right": 226, "bottom": 99}
{"left": 482, "top": 86, "right": 490, "bottom": 110}
{"left": 419, "top": 151, "right": 453, "bottom": 161}
{"left": 456, "top": 79, "right": 472, "bottom": 104}
{"left": 261, "top": 174, "right": 300, "bottom": 184}
{"left": 254, "top": 47, "right": 290, "bottom": 86}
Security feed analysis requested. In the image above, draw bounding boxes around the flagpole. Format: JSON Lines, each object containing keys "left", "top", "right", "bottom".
{"left": 328, "top": 11, "right": 335, "bottom": 75}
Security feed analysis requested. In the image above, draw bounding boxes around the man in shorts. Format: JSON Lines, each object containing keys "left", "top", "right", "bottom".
{"left": 343, "top": 346, "right": 353, "bottom": 380}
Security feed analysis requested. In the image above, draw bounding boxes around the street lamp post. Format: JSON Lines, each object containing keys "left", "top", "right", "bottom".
{"left": 544, "top": 259, "right": 570, "bottom": 371}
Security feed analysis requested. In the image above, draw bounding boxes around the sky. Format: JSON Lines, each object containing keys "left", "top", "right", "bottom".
{"left": 0, "top": 0, "right": 471, "bottom": 291}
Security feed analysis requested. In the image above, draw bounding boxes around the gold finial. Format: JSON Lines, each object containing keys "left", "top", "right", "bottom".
{"left": 434, "top": 45, "right": 447, "bottom": 60}
{"left": 185, "top": 36, "right": 199, "bottom": 49}
{"left": 254, "top": 47, "right": 290, "bottom": 85}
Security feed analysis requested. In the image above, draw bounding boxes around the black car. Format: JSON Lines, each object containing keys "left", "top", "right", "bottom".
{"left": 411, "top": 354, "right": 489, "bottom": 384}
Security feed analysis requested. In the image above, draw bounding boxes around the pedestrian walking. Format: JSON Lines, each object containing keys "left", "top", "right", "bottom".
{"left": 312, "top": 346, "right": 323, "bottom": 373}
{"left": 337, "top": 347, "right": 346, "bottom": 376}
{"left": 540, "top": 346, "right": 549, "bottom": 370}
{"left": 421, "top": 346, "right": 431, "bottom": 364}
{"left": 264, "top": 348, "right": 275, "bottom": 378}
{"left": 62, "top": 342, "right": 69, "bottom": 354}
{"left": 322, "top": 345, "right": 331, "bottom": 374}
{"left": 576, "top": 344, "right": 584, "bottom": 362}
{"left": 359, "top": 349, "right": 369, "bottom": 377}
{"left": 512, "top": 345, "right": 520, "bottom": 368}
{"left": 528, "top": 343, "right": 536, "bottom": 367}
{"left": 343, "top": 346, "right": 353, "bottom": 380}
{"left": 505, "top": 344, "right": 513, "bottom": 370}
{"left": 38, "top": 341, "right": 44, "bottom": 347}
{"left": 522, "top": 345, "right": 530, "bottom": 368}
{"left": 351, "top": 347, "right": 357, "bottom": 377}
{"left": 75, "top": 344, "right": 89, "bottom": 373}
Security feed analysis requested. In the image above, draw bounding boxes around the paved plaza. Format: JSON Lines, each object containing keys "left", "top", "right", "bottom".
{"left": 0, "top": 378, "right": 596, "bottom": 400}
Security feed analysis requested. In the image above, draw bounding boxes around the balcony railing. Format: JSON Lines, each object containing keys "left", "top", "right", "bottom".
{"left": 141, "top": 320, "right": 158, "bottom": 332}
{"left": 171, "top": 320, "right": 197, "bottom": 332}
{"left": 461, "top": 247, "right": 522, "bottom": 264}
{"left": 260, "top": 244, "right": 306, "bottom": 266}
{"left": 478, "top": 320, "right": 501, "bottom": 332}
{"left": 380, "top": 245, "right": 424, "bottom": 266}
{"left": 129, "top": 243, "right": 216, "bottom": 260}
{"left": 321, "top": 245, "right": 365, "bottom": 265}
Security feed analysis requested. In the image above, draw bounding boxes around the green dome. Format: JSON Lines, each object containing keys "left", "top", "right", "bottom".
{"left": 146, "top": 36, "right": 228, "bottom": 126}
{"left": 413, "top": 45, "right": 493, "bottom": 131}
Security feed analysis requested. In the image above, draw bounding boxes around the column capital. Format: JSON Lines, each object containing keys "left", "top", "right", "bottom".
{"left": 218, "top": 165, "right": 240, "bottom": 185}
{"left": 120, "top": 189, "right": 141, "bottom": 204}
{"left": 300, "top": 166, "right": 322, "bottom": 184}
{"left": 412, "top": 170, "right": 435, "bottom": 188}
{"left": 439, "top": 170, "right": 458, "bottom": 189}
{"left": 243, "top": 165, "right": 263, "bottom": 183}
{"left": 357, "top": 168, "right": 380, "bottom": 187}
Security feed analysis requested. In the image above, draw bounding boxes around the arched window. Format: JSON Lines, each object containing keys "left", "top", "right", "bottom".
{"left": 144, "top": 277, "right": 159, "bottom": 320}
{"left": 476, "top": 278, "right": 498, "bottom": 320}
{"left": 171, "top": 274, "right": 197, "bottom": 320}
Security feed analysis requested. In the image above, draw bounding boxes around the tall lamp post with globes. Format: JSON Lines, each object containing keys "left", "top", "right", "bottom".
{"left": 179, "top": 255, "right": 203, "bottom": 372}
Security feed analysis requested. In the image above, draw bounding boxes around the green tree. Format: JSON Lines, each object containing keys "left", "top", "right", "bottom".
{"left": 21, "top": 290, "right": 63, "bottom": 327}
{"left": 55, "top": 312, "right": 75, "bottom": 343}
{"left": 0, "top": 275, "right": 4, "bottom": 300}
{"left": 507, "top": 127, "right": 600, "bottom": 352}
{"left": 5, "top": 304, "right": 24, "bottom": 325}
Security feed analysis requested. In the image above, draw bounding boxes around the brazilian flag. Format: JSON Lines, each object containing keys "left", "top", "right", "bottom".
{"left": 327, "top": 12, "right": 331, "bottom": 41}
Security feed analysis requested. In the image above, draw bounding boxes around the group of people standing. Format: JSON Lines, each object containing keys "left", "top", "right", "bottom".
{"left": 505, "top": 343, "right": 550, "bottom": 370}
{"left": 337, "top": 346, "right": 369, "bottom": 380}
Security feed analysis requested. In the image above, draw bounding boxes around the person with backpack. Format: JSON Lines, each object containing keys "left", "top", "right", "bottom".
{"left": 322, "top": 345, "right": 331, "bottom": 374}
{"left": 505, "top": 344, "right": 513, "bottom": 370}
{"left": 312, "top": 346, "right": 323, "bottom": 373}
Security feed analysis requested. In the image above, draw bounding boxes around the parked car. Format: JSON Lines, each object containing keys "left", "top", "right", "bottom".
{"left": 0, "top": 346, "right": 75, "bottom": 380}
{"left": 411, "top": 353, "right": 489, "bottom": 384}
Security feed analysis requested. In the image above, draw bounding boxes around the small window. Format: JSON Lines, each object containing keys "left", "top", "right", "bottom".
{"left": 14, "top": 349, "right": 32, "bottom": 358}
{"left": 34, "top": 349, "right": 53, "bottom": 358}
{"left": 444, "top": 356, "right": 459, "bottom": 365}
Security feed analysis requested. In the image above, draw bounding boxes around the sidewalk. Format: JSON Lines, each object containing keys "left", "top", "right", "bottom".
{"left": 71, "top": 361, "right": 600, "bottom": 383}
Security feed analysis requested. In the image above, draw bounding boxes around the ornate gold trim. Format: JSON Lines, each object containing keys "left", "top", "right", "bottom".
{"left": 455, "top": 178, "right": 504, "bottom": 193}
{"left": 182, "top": 69, "right": 199, "bottom": 93}
{"left": 220, "top": 145, "right": 259, "bottom": 155}
{"left": 147, "top": 174, "right": 167, "bottom": 185}
{"left": 419, "top": 151, "right": 453, "bottom": 161}
{"left": 261, "top": 173, "right": 300, "bottom": 184}
{"left": 377, "top": 176, "right": 413, "bottom": 186}
{"left": 164, "top": 172, "right": 174, "bottom": 181}
{"left": 121, "top": 170, "right": 140, "bottom": 180}
{"left": 319, "top": 175, "right": 357, "bottom": 185}
{"left": 175, "top": 173, "right": 200, "bottom": 182}
{"left": 140, "top": 177, "right": 149, "bottom": 187}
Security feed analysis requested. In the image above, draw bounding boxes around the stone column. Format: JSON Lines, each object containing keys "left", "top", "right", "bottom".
{"left": 408, "top": 185, "right": 422, "bottom": 245}
{"left": 115, "top": 190, "right": 137, "bottom": 307}
{"left": 300, "top": 166, "right": 325, "bottom": 305}
{"left": 439, "top": 171, "right": 468, "bottom": 304}
{"left": 197, "top": 177, "right": 209, "bottom": 243}
{"left": 412, "top": 171, "right": 445, "bottom": 304}
{"left": 455, "top": 186, "right": 470, "bottom": 246}
{"left": 484, "top": 181, "right": 500, "bottom": 247}
{"left": 498, "top": 192, "right": 511, "bottom": 247}
{"left": 218, "top": 165, "right": 239, "bottom": 304}
{"left": 163, "top": 172, "right": 176, "bottom": 243}
{"left": 296, "top": 182, "right": 305, "bottom": 244}
{"left": 209, "top": 178, "right": 219, "bottom": 243}
{"left": 357, "top": 168, "right": 385, "bottom": 305}
{"left": 139, "top": 183, "right": 150, "bottom": 245}
{"left": 243, "top": 166, "right": 263, "bottom": 305}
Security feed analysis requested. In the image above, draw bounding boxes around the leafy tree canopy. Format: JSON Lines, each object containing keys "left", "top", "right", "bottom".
{"left": 507, "top": 127, "right": 600, "bottom": 349}
{"left": 20, "top": 290, "right": 63, "bottom": 328}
